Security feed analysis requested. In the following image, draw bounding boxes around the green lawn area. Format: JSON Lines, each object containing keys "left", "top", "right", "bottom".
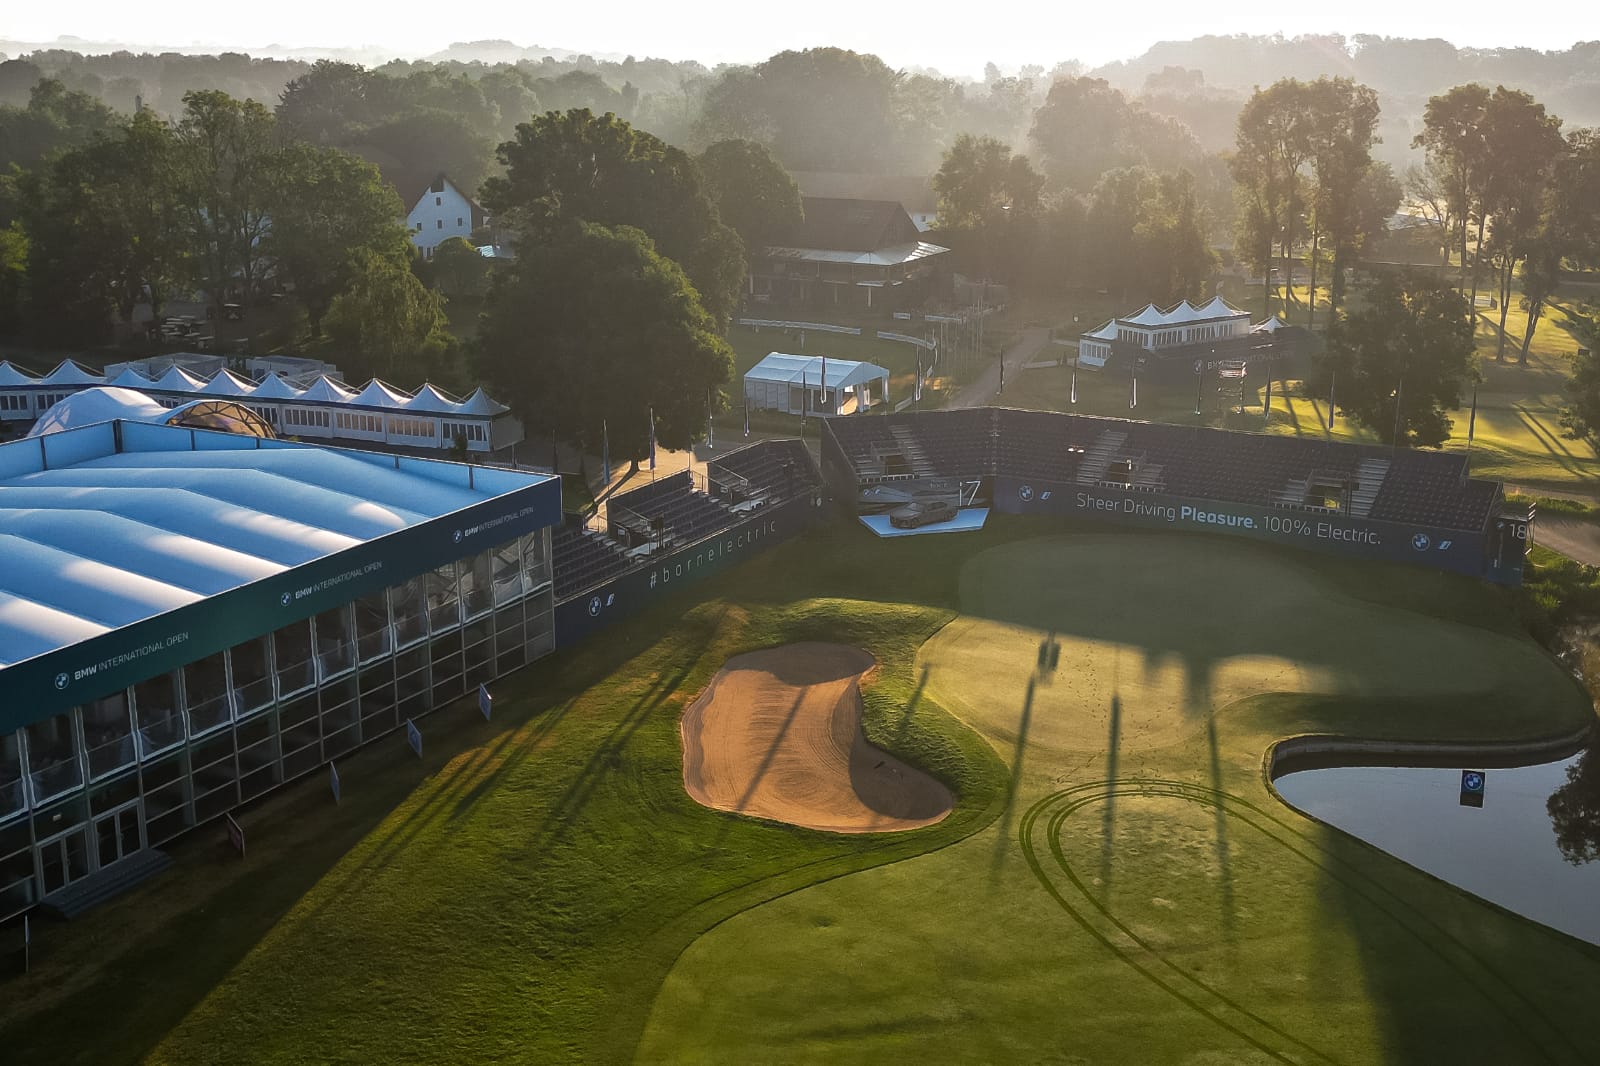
{"left": 3, "top": 518, "right": 1597, "bottom": 1064}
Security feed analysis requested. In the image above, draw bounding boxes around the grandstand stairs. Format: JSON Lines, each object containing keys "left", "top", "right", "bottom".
{"left": 1075, "top": 430, "right": 1127, "bottom": 485}
{"left": 888, "top": 425, "right": 937, "bottom": 477}
{"left": 1349, "top": 459, "right": 1390, "bottom": 517}
{"left": 40, "top": 849, "right": 172, "bottom": 920}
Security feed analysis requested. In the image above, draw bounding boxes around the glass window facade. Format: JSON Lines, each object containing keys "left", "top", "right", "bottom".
{"left": 0, "top": 534, "right": 556, "bottom": 922}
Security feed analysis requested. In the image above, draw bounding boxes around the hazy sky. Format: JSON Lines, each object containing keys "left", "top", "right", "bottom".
{"left": 3, "top": 1, "right": 1593, "bottom": 76}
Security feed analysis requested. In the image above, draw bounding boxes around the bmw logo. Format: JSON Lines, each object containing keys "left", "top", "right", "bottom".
{"left": 54, "top": 672, "right": 70, "bottom": 691}
{"left": 280, "top": 592, "right": 293, "bottom": 607}
{"left": 1411, "top": 533, "right": 1431, "bottom": 552}
{"left": 453, "top": 529, "right": 463, "bottom": 544}
{"left": 1019, "top": 484, "right": 1034, "bottom": 502}
{"left": 588, "top": 596, "right": 602, "bottom": 617}
{"left": 1463, "top": 771, "right": 1485, "bottom": 792}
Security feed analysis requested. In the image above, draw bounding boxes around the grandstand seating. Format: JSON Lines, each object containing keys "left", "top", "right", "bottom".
{"left": 552, "top": 523, "right": 635, "bottom": 600}
{"left": 707, "top": 439, "right": 818, "bottom": 503}
{"left": 824, "top": 408, "right": 1500, "bottom": 533}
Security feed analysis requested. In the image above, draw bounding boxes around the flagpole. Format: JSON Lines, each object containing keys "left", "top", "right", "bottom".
{"left": 1070, "top": 360, "right": 1077, "bottom": 405}
{"left": 1391, "top": 377, "right": 1403, "bottom": 449}
{"left": 1325, "top": 371, "right": 1335, "bottom": 438}
{"left": 1462, "top": 384, "right": 1478, "bottom": 480}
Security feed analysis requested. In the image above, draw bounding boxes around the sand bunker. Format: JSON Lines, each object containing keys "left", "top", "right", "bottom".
{"left": 681, "top": 643, "right": 953, "bottom": 833}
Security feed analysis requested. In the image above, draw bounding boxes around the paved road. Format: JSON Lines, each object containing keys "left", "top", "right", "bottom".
{"left": 948, "top": 327, "right": 1053, "bottom": 410}
{"left": 1533, "top": 517, "right": 1600, "bottom": 567}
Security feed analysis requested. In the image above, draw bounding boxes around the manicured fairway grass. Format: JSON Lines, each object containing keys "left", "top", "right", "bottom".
{"left": 4, "top": 519, "right": 1598, "bottom": 1064}
{"left": 638, "top": 532, "right": 1600, "bottom": 1064}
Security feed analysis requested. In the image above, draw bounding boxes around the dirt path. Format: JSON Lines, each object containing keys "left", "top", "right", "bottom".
{"left": 680, "top": 643, "right": 952, "bottom": 833}
{"left": 948, "top": 327, "right": 1051, "bottom": 410}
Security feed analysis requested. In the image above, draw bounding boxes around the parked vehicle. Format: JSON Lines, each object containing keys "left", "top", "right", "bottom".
{"left": 889, "top": 500, "right": 957, "bottom": 529}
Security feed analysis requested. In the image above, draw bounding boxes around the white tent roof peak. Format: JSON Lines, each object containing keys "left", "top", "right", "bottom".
{"left": 405, "top": 383, "right": 465, "bottom": 414}
{"left": 1121, "top": 303, "right": 1166, "bottom": 326}
{"left": 153, "top": 366, "right": 208, "bottom": 392}
{"left": 353, "top": 379, "right": 413, "bottom": 408}
{"left": 458, "top": 387, "right": 509, "bottom": 415}
{"left": 198, "top": 369, "right": 258, "bottom": 396}
{"left": 249, "top": 373, "right": 305, "bottom": 399}
{"left": 1084, "top": 319, "right": 1118, "bottom": 340}
{"left": 0, "top": 361, "right": 38, "bottom": 387}
{"left": 105, "top": 368, "right": 158, "bottom": 389}
{"left": 299, "top": 375, "right": 358, "bottom": 403}
{"left": 41, "top": 360, "right": 105, "bottom": 386}
{"left": 1197, "top": 295, "right": 1247, "bottom": 319}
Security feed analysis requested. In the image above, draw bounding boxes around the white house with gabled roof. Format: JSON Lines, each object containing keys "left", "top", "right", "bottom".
{"left": 404, "top": 174, "right": 487, "bottom": 259}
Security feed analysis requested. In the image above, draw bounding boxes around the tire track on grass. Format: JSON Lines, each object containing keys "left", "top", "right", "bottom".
{"left": 1020, "top": 779, "right": 1585, "bottom": 1066}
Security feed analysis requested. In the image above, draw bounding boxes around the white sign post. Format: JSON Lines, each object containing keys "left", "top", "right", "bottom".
{"left": 478, "top": 683, "right": 493, "bottom": 721}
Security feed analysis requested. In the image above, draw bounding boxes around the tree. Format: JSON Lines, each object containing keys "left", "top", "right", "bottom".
{"left": 1232, "top": 79, "right": 1315, "bottom": 319}
{"left": 1413, "top": 84, "right": 1492, "bottom": 309}
{"left": 695, "top": 49, "right": 905, "bottom": 172}
{"left": 1477, "top": 88, "right": 1565, "bottom": 362}
{"left": 695, "top": 139, "right": 804, "bottom": 252}
{"left": 270, "top": 143, "right": 410, "bottom": 334}
{"left": 1303, "top": 78, "right": 1381, "bottom": 327}
{"left": 430, "top": 236, "right": 491, "bottom": 301}
{"left": 1559, "top": 317, "right": 1600, "bottom": 446}
{"left": 1315, "top": 272, "right": 1475, "bottom": 447}
{"left": 483, "top": 109, "right": 743, "bottom": 324}
{"left": 172, "top": 90, "right": 282, "bottom": 324}
{"left": 323, "top": 249, "right": 451, "bottom": 382}
{"left": 0, "top": 223, "right": 26, "bottom": 338}
{"left": 18, "top": 109, "right": 184, "bottom": 340}
{"left": 1085, "top": 166, "right": 1214, "bottom": 304}
{"left": 477, "top": 222, "right": 732, "bottom": 465}
{"left": 933, "top": 134, "right": 1044, "bottom": 283}
{"left": 0, "top": 77, "right": 122, "bottom": 176}
{"left": 1031, "top": 77, "right": 1200, "bottom": 192}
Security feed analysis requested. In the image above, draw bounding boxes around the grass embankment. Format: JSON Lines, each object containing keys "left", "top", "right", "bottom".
{"left": 0, "top": 522, "right": 1009, "bottom": 1065}
{"left": 639, "top": 530, "right": 1600, "bottom": 1064}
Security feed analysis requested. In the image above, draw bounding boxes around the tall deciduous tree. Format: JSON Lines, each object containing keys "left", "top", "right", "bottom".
{"left": 323, "top": 248, "right": 450, "bottom": 383}
{"left": 1303, "top": 78, "right": 1381, "bottom": 327}
{"left": 1559, "top": 318, "right": 1600, "bottom": 445}
{"left": 483, "top": 109, "right": 743, "bottom": 324}
{"left": 172, "top": 90, "right": 282, "bottom": 324}
{"left": 1315, "top": 271, "right": 1475, "bottom": 447}
{"left": 19, "top": 109, "right": 184, "bottom": 340}
{"left": 1413, "top": 84, "right": 1492, "bottom": 310}
{"left": 270, "top": 143, "right": 410, "bottom": 334}
{"left": 1479, "top": 87, "right": 1565, "bottom": 362}
{"left": 1030, "top": 77, "right": 1200, "bottom": 192}
{"left": 695, "top": 139, "right": 804, "bottom": 252}
{"left": 933, "top": 133, "right": 1044, "bottom": 283}
{"left": 1232, "top": 79, "right": 1314, "bottom": 319}
{"left": 477, "top": 222, "right": 732, "bottom": 464}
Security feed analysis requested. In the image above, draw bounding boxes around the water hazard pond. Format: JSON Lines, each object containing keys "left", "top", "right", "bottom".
{"left": 1274, "top": 737, "right": 1600, "bottom": 946}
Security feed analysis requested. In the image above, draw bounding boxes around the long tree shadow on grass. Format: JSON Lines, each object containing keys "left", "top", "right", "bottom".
{"left": 988, "top": 674, "right": 1036, "bottom": 883}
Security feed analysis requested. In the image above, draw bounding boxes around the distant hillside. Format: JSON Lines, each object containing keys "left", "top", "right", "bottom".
{"left": 1098, "top": 35, "right": 1600, "bottom": 166}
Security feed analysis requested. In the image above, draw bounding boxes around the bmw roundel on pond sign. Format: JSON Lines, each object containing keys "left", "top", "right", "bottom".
{"left": 1460, "top": 769, "right": 1487, "bottom": 808}
{"left": 1411, "top": 533, "right": 1431, "bottom": 552}
{"left": 1019, "top": 484, "right": 1033, "bottom": 502}
{"left": 589, "top": 595, "right": 602, "bottom": 617}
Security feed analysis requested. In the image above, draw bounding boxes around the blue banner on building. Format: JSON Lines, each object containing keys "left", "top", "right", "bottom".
{"left": 992, "top": 475, "right": 1490, "bottom": 578}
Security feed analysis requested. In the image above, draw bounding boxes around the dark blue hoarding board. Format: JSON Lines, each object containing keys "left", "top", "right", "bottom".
{"left": 556, "top": 495, "right": 814, "bottom": 647}
{"left": 992, "top": 475, "right": 1488, "bottom": 578}
{"left": 3, "top": 477, "right": 562, "bottom": 730}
